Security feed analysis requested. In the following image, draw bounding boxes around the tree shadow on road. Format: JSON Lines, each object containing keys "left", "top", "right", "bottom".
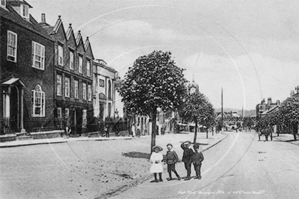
{"left": 122, "top": 152, "right": 150, "bottom": 159}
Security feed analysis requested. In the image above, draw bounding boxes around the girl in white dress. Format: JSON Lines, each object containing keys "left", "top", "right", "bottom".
{"left": 150, "top": 146, "right": 164, "bottom": 182}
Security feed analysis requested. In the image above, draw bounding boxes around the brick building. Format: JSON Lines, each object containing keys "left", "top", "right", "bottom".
{"left": 40, "top": 15, "right": 94, "bottom": 134}
{"left": 0, "top": 0, "right": 55, "bottom": 134}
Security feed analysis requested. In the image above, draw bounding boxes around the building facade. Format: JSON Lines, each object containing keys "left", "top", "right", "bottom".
{"left": 40, "top": 15, "right": 94, "bottom": 134}
{"left": 93, "top": 59, "right": 118, "bottom": 121}
{"left": 0, "top": 0, "right": 55, "bottom": 134}
{"left": 256, "top": 98, "right": 280, "bottom": 118}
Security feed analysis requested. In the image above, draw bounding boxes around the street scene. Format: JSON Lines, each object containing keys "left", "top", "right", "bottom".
{"left": 0, "top": 0, "right": 298, "bottom": 199}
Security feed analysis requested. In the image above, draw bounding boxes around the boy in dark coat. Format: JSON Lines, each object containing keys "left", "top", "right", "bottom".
{"left": 181, "top": 141, "right": 194, "bottom": 180}
{"left": 192, "top": 143, "right": 204, "bottom": 180}
{"left": 165, "top": 143, "right": 181, "bottom": 181}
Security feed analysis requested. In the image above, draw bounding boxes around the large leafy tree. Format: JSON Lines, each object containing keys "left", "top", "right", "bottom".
{"left": 179, "top": 92, "right": 215, "bottom": 143}
{"left": 117, "top": 51, "right": 187, "bottom": 152}
{"left": 280, "top": 96, "right": 299, "bottom": 140}
{"left": 258, "top": 95, "right": 299, "bottom": 140}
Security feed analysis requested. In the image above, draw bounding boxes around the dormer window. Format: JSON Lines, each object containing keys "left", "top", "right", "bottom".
{"left": 1, "top": 0, "right": 6, "bottom": 8}
{"left": 21, "top": 4, "right": 29, "bottom": 19}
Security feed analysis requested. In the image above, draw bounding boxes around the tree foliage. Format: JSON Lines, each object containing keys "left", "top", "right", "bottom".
{"left": 117, "top": 50, "right": 187, "bottom": 151}
{"left": 118, "top": 50, "right": 187, "bottom": 116}
{"left": 179, "top": 92, "right": 215, "bottom": 142}
{"left": 258, "top": 94, "right": 299, "bottom": 140}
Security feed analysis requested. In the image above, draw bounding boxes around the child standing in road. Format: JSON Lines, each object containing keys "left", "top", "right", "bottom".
{"left": 165, "top": 143, "right": 181, "bottom": 181}
{"left": 192, "top": 143, "right": 204, "bottom": 180}
{"left": 150, "top": 146, "right": 164, "bottom": 183}
{"left": 181, "top": 141, "right": 194, "bottom": 180}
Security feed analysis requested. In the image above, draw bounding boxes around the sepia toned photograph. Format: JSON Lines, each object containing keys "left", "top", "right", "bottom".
{"left": 0, "top": 0, "right": 298, "bottom": 198}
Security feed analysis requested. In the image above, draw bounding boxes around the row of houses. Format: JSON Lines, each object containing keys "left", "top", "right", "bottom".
{"left": 255, "top": 86, "right": 299, "bottom": 133}
{"left": 0, "top": 0, "right": 122, "bottom": 135}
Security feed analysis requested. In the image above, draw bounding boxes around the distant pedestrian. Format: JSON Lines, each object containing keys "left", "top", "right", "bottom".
{"left": 181, "top": 141, "right": 194, "bottom": 180}
{"left": 105, "top": 124, "right": 110, "bottom": 137}
{"left": 150, "top": 146, "right": 164, "bottom": 183}
{"left": 192, "top": 143, "right": 204, "bottom": 180}
{"left": 165, "top": 143, "right": 181, "bottom": 181}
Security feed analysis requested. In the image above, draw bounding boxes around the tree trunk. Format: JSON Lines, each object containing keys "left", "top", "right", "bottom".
{"left": 293, "top": 123, "right": 298, "bottom": 141}
{"left": 193, "top": 117, "right": 197, "bottom": 144}
{"left": 206, "top": 129, "right": 208, "bottom": 139}
{"left": 151, "top": 109, "right": 157, "bottom": 153}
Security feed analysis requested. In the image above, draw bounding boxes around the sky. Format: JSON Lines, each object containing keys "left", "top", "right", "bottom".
{"left": 29, "top": 0, "right": 299, "bottom": 111}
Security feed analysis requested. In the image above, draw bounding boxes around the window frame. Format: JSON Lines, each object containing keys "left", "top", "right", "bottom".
{"left": 78, "top": 55, "right": 83, "bottom": 74}
{"left": 21, "top": 4, "right": 29, "bottom": 19}
{"left": 83, "top": 82, "right": 87, "bottom": 100}
{"left": 88, "top": 84, "right": 92, "bottom": 101}
{"left": 64, "top": 77, "right": 70, "bottom": 98}
{"left": 65, "top": 108, "right": 69, "bottom": 118}
{"left": 86, "top": 59, "right": 91, "bottom": 77}
{"left": 32, "top": 85, "right": 45, "bottom": 117}
{"left": 7, "top": 30, "right": 17, "bottom": 62}
{"left": 32, "top": 41, "right": 45, "bottom": 70}
{"left": 56, "top": 74, "right": 62, "bottom": 96}
{"left": 58, "top": 44, "right": 64, "bottom": 66}
{"left": 74, "top": 80, "right": 79, "bottom": 99}
{"left": 69, "top": 50, "right": 74, "bottom": 70}
{"left": 99, "top": 79, "right": 104, "bottom": 87}
{"left": 57, "top": 107, "right": 62, "bottom": 118}
{"left": 1, "top": 0, "right": 6, "bottom": 8}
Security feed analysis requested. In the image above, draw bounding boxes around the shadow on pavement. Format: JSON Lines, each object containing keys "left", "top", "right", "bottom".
{"left": 122, "top": 152, "right": 151, "bottom": 159}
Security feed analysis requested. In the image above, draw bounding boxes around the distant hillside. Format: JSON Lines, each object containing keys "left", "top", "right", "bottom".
{"left": 214, "top": 108, "right": 256, "bottom": 117}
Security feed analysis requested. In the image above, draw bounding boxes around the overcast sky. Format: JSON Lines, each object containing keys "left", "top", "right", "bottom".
{"left": 29, "top": 0, "right": 299, "bottom": 111}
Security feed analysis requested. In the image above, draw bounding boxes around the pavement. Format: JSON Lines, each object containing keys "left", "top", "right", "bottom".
{"left": 271, "top": 133, "right": 299, "bottom": 145}
{"left": 0, "top": 135, "right": 134, "bottom": 148}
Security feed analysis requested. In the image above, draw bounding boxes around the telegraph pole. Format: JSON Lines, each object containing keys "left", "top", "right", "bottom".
{"left": 221, "top": 88, "right": 223, "bottom": 133}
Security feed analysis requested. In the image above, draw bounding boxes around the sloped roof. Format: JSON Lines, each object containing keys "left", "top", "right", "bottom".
{"left": 6, "top": 0, "right": 32, "bottom": 8}
{"left": 94, "top": 60, "right": 117, "bottom": 73}
{"left": 84, "top": 37, "right": 94, "bottom": 59}
{"left": 66, "top": 23, "right": 73, "bottom": 39}
{"left": 0, "top": 4, "right": 53, "bottom": 41}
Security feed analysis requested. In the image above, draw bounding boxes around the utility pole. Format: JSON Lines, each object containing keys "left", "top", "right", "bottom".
{"left": 221, "top": 88, "right": 223, "bottom": 133}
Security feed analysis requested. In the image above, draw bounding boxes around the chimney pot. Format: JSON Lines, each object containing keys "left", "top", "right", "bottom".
{"left": 41, "top": 13, "right": 46, "bottom": 23}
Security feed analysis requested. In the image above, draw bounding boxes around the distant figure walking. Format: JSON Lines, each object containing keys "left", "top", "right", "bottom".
{"left": 165, "top": 143, "right": 181, "bottom": 181}
{"left": 181, "top": 141, "right": 194, "bottom": 180}
{"left": 150, "top": 146, "right": 164, "bottom": 183}
{"left": 192, "top": 143, "right": 204, "bottom": 180}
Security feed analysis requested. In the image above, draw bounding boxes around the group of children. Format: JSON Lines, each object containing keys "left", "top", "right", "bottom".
{"left": 149, "top": 141, "right": 204, "bottom": 183}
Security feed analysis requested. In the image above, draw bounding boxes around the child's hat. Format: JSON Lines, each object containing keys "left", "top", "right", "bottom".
{"left": 166, "top": 143, "right": 173, "bottom": 147}
{"left": 152, "top": 145, "right": 163, "bottom": 151}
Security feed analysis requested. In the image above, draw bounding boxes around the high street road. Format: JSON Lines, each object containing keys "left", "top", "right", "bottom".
{"left": 111, "top": 131, "right": 299, "bottom": 199}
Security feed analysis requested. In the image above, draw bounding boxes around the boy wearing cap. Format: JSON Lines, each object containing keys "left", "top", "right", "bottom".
{"left": 181, "top": 141, "right": 194, "bottom": 180}
{"left": 165, "top": 143, "right": 181, "bottom": 181}
{"left": 192, "top": 143, "right": 204, "bottom": 180}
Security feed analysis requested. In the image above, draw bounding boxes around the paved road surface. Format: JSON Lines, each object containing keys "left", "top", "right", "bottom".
{"left": 111, "top": 131, "right": 299, "bottom": 199}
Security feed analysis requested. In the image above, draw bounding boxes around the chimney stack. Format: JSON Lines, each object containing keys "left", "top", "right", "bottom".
{"left": 41, "top": 13, "right": 46, "bottom": 23}
{"left": 267, "top": 98, "right": 272, "bottom": 105}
